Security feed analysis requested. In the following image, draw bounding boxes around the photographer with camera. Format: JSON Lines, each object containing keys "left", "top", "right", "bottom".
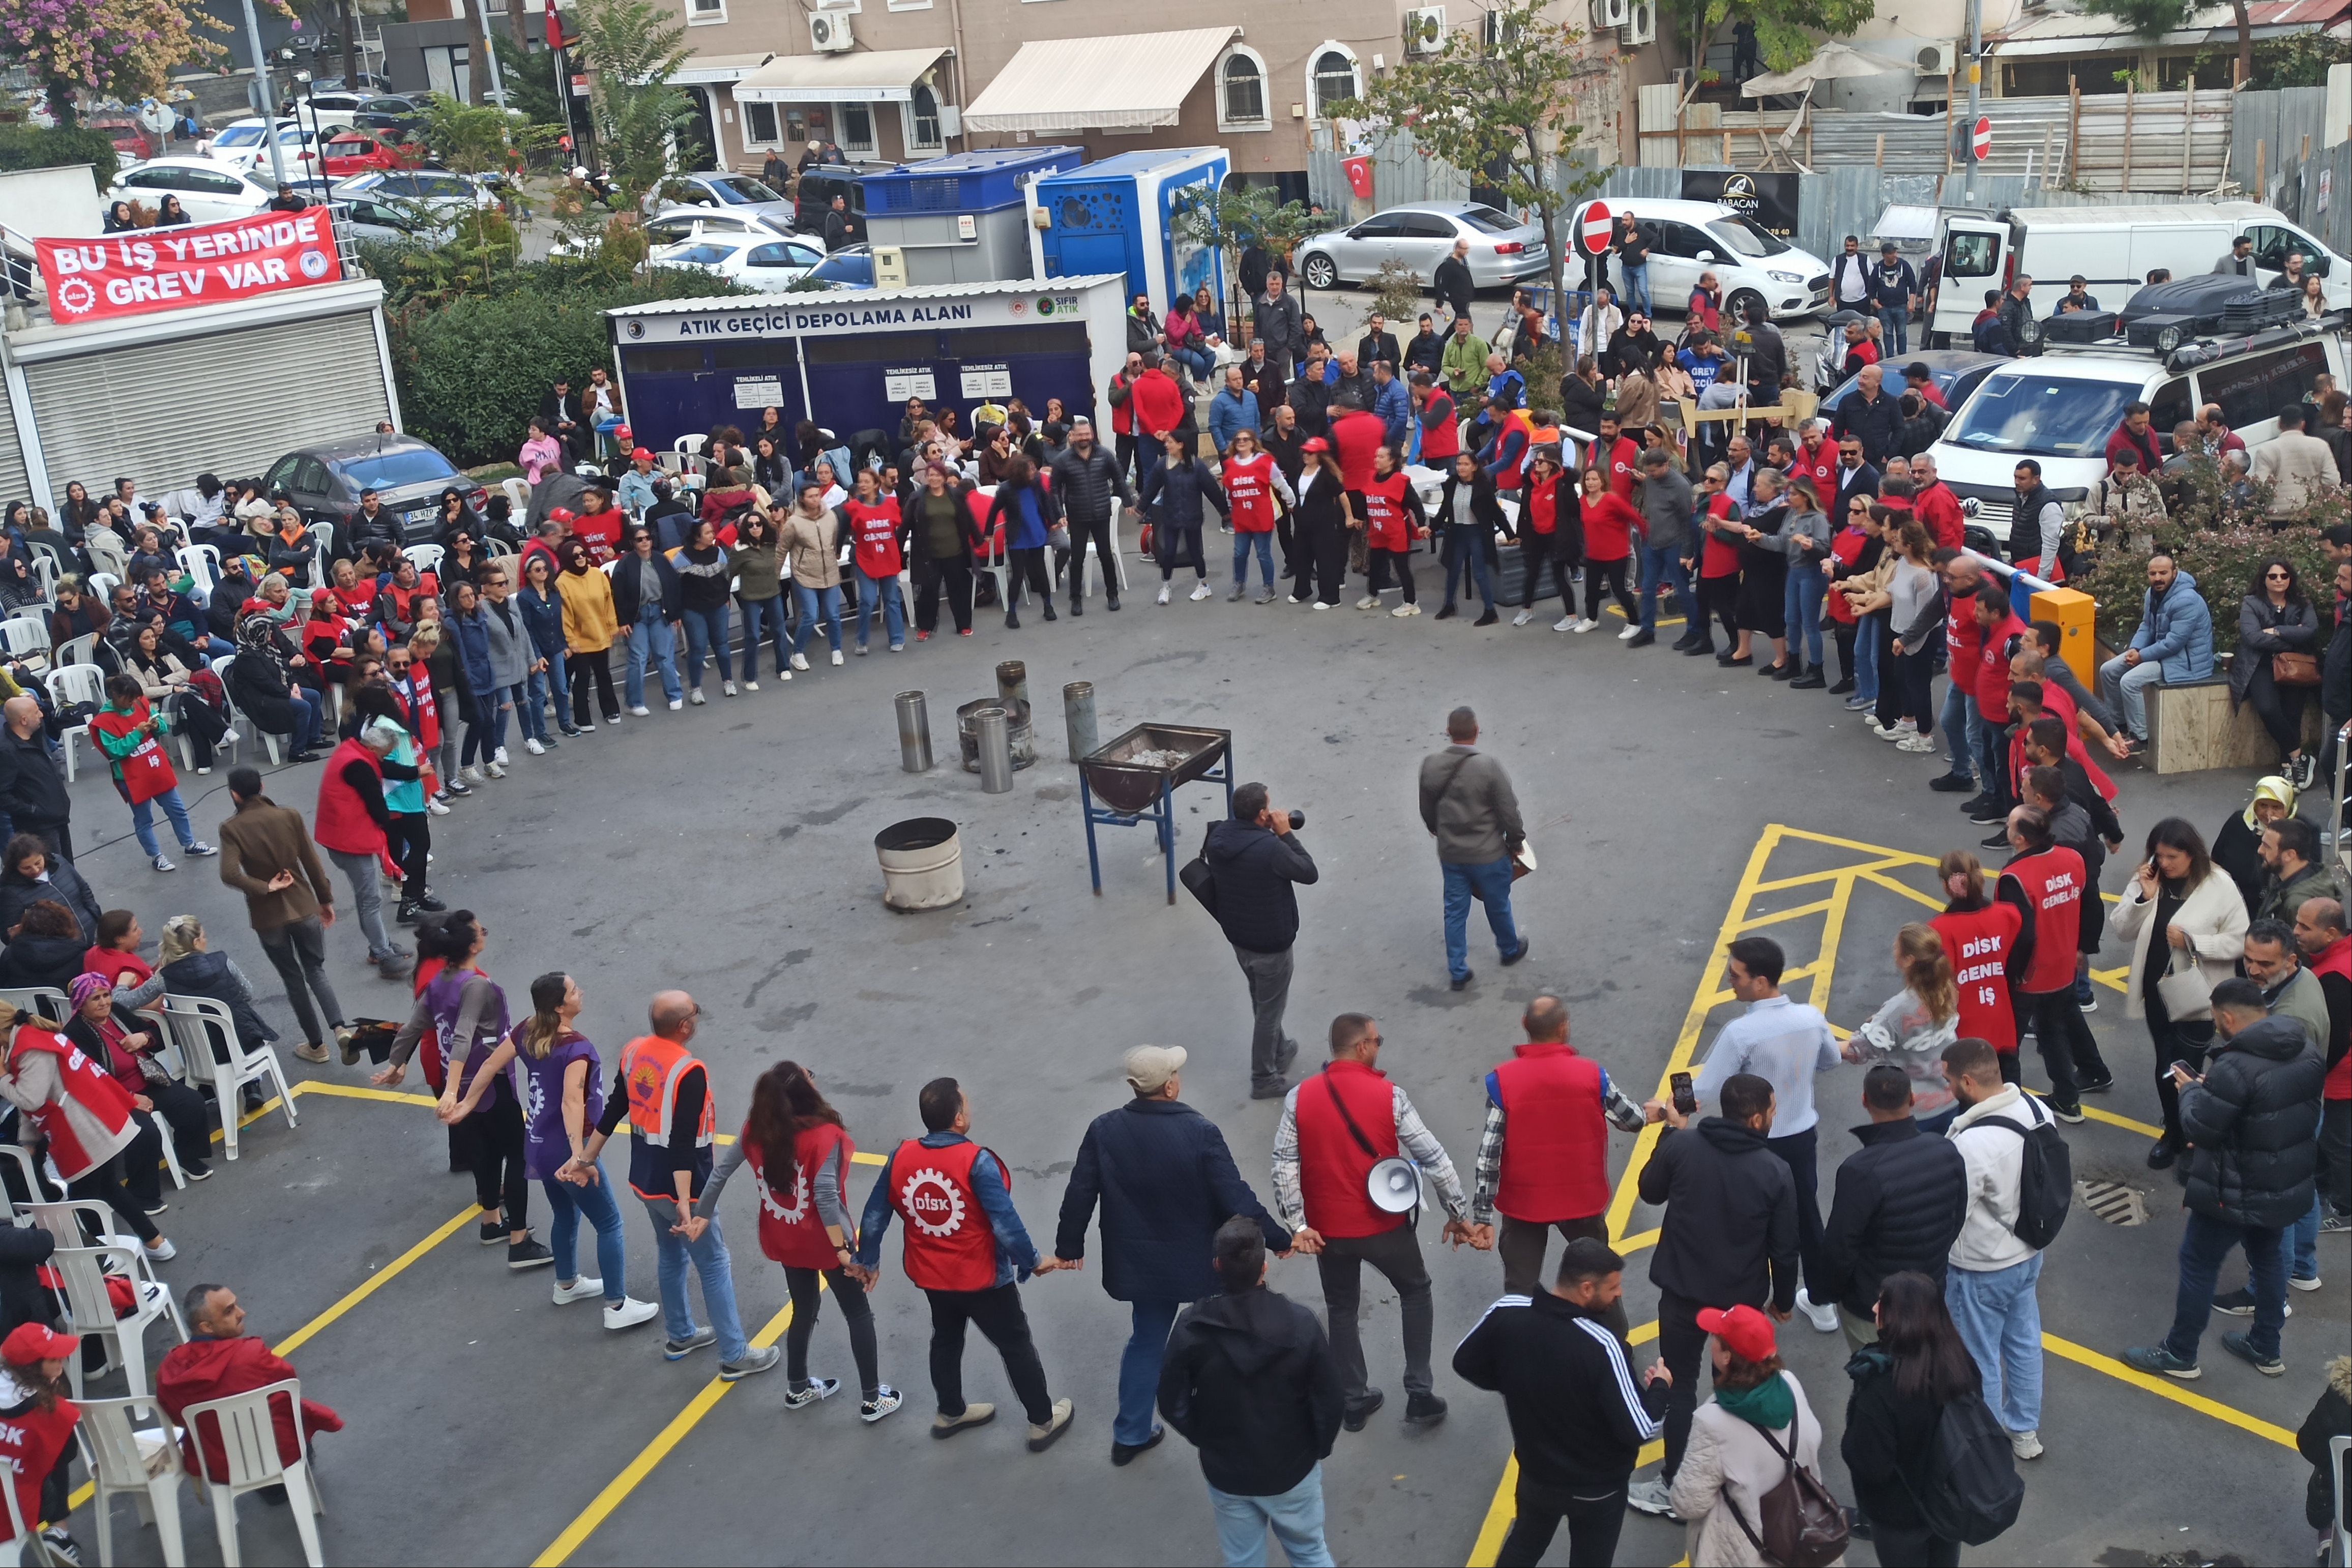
{"left": 1199, "top": 783, "right": 1318, "bottom": 1102}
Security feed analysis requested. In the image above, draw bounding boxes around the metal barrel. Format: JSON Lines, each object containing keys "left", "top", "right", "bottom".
{"left": 895, "top": 690, "right": 933, "bottom": 774}
{"left": 975, "top": 705, "right": 1014, "bottom": 793}
{"left": 995, "top": 660, "right": 1028, "bottom": 713}
{"left": 1064, "top": 681, "right": 1097, "bottom": 762}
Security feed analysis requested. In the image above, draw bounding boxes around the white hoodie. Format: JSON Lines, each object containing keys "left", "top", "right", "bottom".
{"left": 1946, "top": 1083, "right": 2052, "bottom": 1273}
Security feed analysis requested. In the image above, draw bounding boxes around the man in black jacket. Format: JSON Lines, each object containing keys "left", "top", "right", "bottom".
{"left": 1816, "top": 1066, "right": 1966, "bottom": 1349}
{"left": 1831, "top": 364, "right": 1903, "bottom": 469}
{"left": 1159, "top": 1217, "right": 1343, "bottom": 1564}
{"left": 0, "top": 696, "right": 71, "bottom": 859}
{"left": 2127, "top": 982, "right": 2326, "bottom": 1378}
{"left": 1047, "top": 419, "right": 1133, "bottom": 616}
{"left": 1455, "top": 1236, "right": 1669, "bottom": 1567}
{"left": 1434, "top": 239, "right": 1476, "bottom": 328}
{"left": 1625, "top": 1070, "right": 1798, "bottom": 1517}
{"left": 1201, "top": 783, "right": 1317, "bottom": 1100}
{"left": 539, "top": 378, "right": 586, "bottom": 464}
{"left": 1355, "top": 314, "right": 1400, "bottom": 377}
{"left": 1042, "top": 1046, "right": 1287, "bottom": 1467}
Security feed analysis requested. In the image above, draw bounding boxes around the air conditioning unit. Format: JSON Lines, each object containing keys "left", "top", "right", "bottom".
{"left": 1622, "top": 0, "right": 1657, "bottom": 45}
{"left": 809, "top": 12, "right": 854, "bottom": 51}
{"left": 1916, "top": 40, "right": 1960, "bottom": 76}
{"left": 1402, "top": 7, "right": 1446, "bottom": 54}
{"left": 1589, "top": 0, "right": 1629, "bottom": 29}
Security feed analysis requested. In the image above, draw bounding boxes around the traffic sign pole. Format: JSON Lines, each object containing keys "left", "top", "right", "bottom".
{"left": 1576, "top": 199, "right": 1613, "bottom": 336}
{"left": 1965, "top": 0, "right": 1983, "bottom": 203}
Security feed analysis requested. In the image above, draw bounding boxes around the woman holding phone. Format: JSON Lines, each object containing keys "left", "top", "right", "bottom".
{"left": 2109, "top": 817, "right": 2248, "bottom": 1170}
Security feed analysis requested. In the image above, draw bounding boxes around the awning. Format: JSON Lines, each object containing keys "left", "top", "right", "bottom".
{"left": 962, "top": 27, "right": 1237, "bottom": 133}
{"left": 671, "top": 52, "right": 775, "bottom": 86}
{"left": 731, "top": 47, "right": 949, "bottom": 105}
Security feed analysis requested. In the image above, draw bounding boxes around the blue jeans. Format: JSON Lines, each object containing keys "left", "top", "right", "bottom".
{"left": 1117, "top": 1298, "right": 1182, "bottom": 1446}
{"left": 1620, "top": 260, "right": 1652, "bottom": 318}
{"left": 624, "top": 612, "right": 682, "bottom": 707}
{"left": 739, "top": 595, "right": 790, "bottom": 678}
{"left": 1945, "top": 1254, "right": 2043, "bottom": 1435}
{"left": 1877, "top": 305, "right": 1910, "bottom": 356}
{"left": 855, "top": 570, "right": 904, "bottom": 649}
{"left": 2165, "top": 1208, "right": 2287, "bottom": 1362}
{"left": 129, "top": 788, "right": 197, "bottom": 858}
{"left": 680, "top": 602, "right": 732, "bottom": 687}
{"left": 1441, "top": 855, "right": 1521, "bottom": 982}
{"left": 1208, "top": 1467, "right": 1334, "bottom": 1568}
{"left": 526, "top": 655, "right": 569, "bottom": 736}
{"left": 1938, "top": 682, "right": 1976, "bottom": 778}
{"left": 791, "top": 585, "right": 843, "bottom": 656}
{"left": 1233, "top": 530, "right": 1275, "bottom": 588}
{"left": 544, "top": 1161, "right": 626, "bottom": 1304}
{"left": 1169, "top": 345, "right": 1214, "bottom": 381}
{"left": 1443, "top": 534, "right": 1494, "bottom": 610}
{"left": 1783, "top": 561, "right": 1825, "bottom": 666}
{"left": 1638, "top": 543, "right": 1690, "bottom": 634}
{"left": 2099, "top": 653, "right": 2168, "bottom": 741}
{"left": 1974, "top": 705, "right": 2007, "bottom": 799}
{"left": 637, "top": 1194, "right": 749, "bottom": 1362}
{"left": 2292, "top": 1192, "right": 2320, "bottom": 1281}
{"left": 1855, "top": 611, "right": 1883, "bottom": 705}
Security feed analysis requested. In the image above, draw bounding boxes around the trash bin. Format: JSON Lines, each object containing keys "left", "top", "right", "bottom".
{"left": 874, "top": 817, "right": 964, "bottom": 911}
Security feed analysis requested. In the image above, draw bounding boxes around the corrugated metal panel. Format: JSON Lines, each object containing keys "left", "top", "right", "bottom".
{"left": 0, "top": 374, "right": 27, "bottom": 505}
{"left": 2232, "top": 84, "right": 2331, "bottom": 192}
{"left": 1306, "top": 129, "right": 1471, "bottom": 212}
{"left": 25, "top": 310, "right": 388, "bottom": 500}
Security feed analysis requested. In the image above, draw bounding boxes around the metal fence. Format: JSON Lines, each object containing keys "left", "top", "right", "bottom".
{"left": 2232, "top": 85, "right": 2333, "bottom": 195}
{"left": 2256, "top": 140, "right": 2352, "bottom": 257}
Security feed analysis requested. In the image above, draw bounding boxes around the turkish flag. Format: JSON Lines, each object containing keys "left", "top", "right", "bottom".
{"left": 1342, "top": 157, "right": 1373, "bottom": 200}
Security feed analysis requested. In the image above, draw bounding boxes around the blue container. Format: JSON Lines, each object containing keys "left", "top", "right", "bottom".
{"left": 860, "top": 145, "right": 1082, "bottom": 216}
{"left": 1035, "top": 147, "right": 1229, "bottom": 310}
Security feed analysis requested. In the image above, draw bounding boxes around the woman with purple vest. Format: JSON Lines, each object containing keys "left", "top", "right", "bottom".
{"left": 374, "top": 911, "right": 552, "bottom": 1269}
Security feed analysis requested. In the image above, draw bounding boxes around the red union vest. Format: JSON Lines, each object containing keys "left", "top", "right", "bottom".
{"left": 747, "top": 1120, "right": 854, "bottom": 1269}
{"left": 2005, "top": 847, "right": 2086, "bottom": 994}
{"left": 1361, "top": 472, "right": 1415, "bottom": 552}
{"left": 1491, "top": 1042, "right": 1610, "bottom": 1224}
{"left": 844, "top": 497, "right": 904, "bottom": 578}
{"left": 1293, "top": 1058, "right": 1401, "bottom": 1239}
{"left": 2312, "top": 934, "right": 2351, "bottom": 1100}
{"left": 1932, "top": 902, "right": 2023, "bottom": 1053}
{"left": 1224, "top": 451, "right": 1278, "bottom": 534}
{"left": 889, "top": 1137, "right": 1005, "bottom": 1292}
{"left": 90, "top": 701, "right": 175, "bottom": 806}
{"left": 1420, "top": 389, "right": 1460, "bottom": 462}
{"left": 1495, "top": 409, "right": 1538, "bottom": 490}
{"left": 1975, "top": 610, "right": 2027, "bottom": 712}
{"left": 7, "top": 1024, "right": 135, "bottom": 1182}
{"left": 312, "top": 736, "right": 387, "bottom": 857}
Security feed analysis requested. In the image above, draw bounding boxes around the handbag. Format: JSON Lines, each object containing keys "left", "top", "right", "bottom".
{"left": 2272, "top": 650, "right": 2320, "bottom": 687}
{"left": 2155, "top": 944, "right": 2215, "bottom": 1019}
{"left": 1723, "top": 1400, "right": 1850, "bottom": 1568}
{"left": 1179, "top": 824, "right": 1219, "bottom": 916}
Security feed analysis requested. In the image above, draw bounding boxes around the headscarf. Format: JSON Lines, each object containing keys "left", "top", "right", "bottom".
{"left": 158, "top": 915, "right": 202, "bottom": 968}
{"left": 234, "top": 613, "right": 285, "bottom": 668}
{"left": 67, "top": 972, "right": 110, "bottom": 1013}
{"left": 2243, "top": 775, "right": 2298, "bottom": 831}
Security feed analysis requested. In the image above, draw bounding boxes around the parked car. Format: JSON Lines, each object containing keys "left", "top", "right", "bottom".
{"left": 319, "top": 132, "right": 418, "bottom": 179}
{"left": 200, "top": 118, "right": 330, "bottom": 177}
{"left": 658, "top": 171, "right": 796, "bottom": 231}
{"left": 108, "top": 158, "right": 279, "bottom": 224}
{"left": 329, "top": 168, "right": 498, "bottom": 214}
{"left": 85, "top": 117, "right": 152, "bottom": 161}
{"left": 1602, "top": 198, "right": 1832, "bottom": 324}
{"left": 1817, "top": 347, "right": 2005, "bottom": 413}
{"left": 1296, "top": 200, "right": 1549, "bottom": 292}
{"left": 791, "top": 165, "right": 864, "bottom": 235}
{"left": 799, "top": 244, "right": 876, "bottom": 290}
{"left": 281, "top": 90, "right": 418, "bottom": 129}
{"left": 261, "top": 437, "right": 486, "bottom": 545}
{"left": 651, "top": 234, "right": 826, "bottom": 291}
{"left": 643, "top": 207, "right": 793, "bottom": 247}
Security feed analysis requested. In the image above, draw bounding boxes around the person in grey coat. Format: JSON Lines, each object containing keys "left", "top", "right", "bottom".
{"left": 1253, "top": 274, "right": 1307, "bottom": 383}
{"left": 1418, "top": 705, "right": 1528, "bottom": 992}
{"left": 476, "top": 569, "right": 533, "bottom": 771}
{"left": 1633, "top": 449, "right": 1693, "bottom": 646}
{"left": 1048, "top": 419, "right": 1135, "bottom": 615}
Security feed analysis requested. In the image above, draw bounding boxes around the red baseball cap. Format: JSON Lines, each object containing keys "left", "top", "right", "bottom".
{"left": 612, "top": 425, "right": 633, "bottom": 443}
{"left": 549, "top": 507, "right": 576, "bottom": 524}
{"left": 1695, "top": 1303, "right": 1777, "bottom": 1363}
{"left": 2, "top": 1323, "right": 77, "bottom": 1366}
{"left": 1300, "top": 437, "right": 1331, "bottom": 454}
{"left": 630, "top": 448, "right": 655, "bottom": 462}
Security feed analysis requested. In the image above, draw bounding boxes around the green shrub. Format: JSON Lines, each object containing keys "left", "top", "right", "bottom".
{"left": 0, "top": 125, "right": 120, "bottom": 192}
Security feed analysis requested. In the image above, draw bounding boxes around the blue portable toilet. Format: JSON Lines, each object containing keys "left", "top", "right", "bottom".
{"left": 859, "top": 145, "right": 1082, "bottom": 287}
{"left": 1032, "top": 148, "right": 1229, "bottom": 310}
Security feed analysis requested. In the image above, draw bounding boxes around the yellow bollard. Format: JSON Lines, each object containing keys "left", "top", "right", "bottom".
{"left": 2032, "top": 586, "right": 2097, "bottom": 687}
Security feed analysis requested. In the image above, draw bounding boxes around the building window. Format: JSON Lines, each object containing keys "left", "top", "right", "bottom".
{"left": 685, "top": 0, "right": 725, "bottom": 23}
{"left": 839, "top": 101, "right": 876, "bottom": 156}
{"left": 1218, "top": 47, "right": 1268, "bottom": 130}
{"left": 744, "top": 100, "right": 781, "bottom": 147}
{"left": 1309, "top": 45, "right": 1360, "bottom": 117}
{"left": 904, "top": 84, "right": 944, "bottom": 152}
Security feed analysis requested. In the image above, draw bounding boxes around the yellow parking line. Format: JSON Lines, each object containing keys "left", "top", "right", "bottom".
{"left": 1730, "top": 898, "right": 1837, "bottom": 932}
{"left": 1616, "top": 1228, "right": 1659, "bottom": 1255}
{"left": 2042, "top": 1333, "right": 2298, "bottom": 1448}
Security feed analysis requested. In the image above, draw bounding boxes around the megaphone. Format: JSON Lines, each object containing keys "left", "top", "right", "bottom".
{"left": 1366, "top": 1157, "right": 1423, "bottom": 1216}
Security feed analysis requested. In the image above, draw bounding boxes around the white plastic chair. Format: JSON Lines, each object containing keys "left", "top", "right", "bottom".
{"left": 44, "top": 664, "right": 104, "bottom": 783}
{"left": 0, "top": 1457, "right": 35, "bottom": 1566}
{"left": 483, "top": 537, "right": 515, "bottom": 559}
{"left": 2332, "top": 1433, "right": 2350, "bottom": 1568}
{"left": 160, "top": 995, "right": 295, "bottom": 1161}
{"left": 87, "top": 572, "right": 121, "bottom": 605}
{"left": 54, "top": 632, "right": 96, "bottom": 672}
{"left": 20, "top": 1196, "right": 140, "bottom": 1271}
{"left": 27, "top": 545, "right": 62, "bottom": 594}
{"left": 0, "top": 617, "right": 49, "bottom": 667}
{"left": 208, "top": 655, "right": 281, "bottom": 766}
{"left": 0, "top": 987, "right": 70, "bottom": 1023}
{"left": 49, "top": 1243, "right": 186, "bottom": 1400}
{"left": 401, "top": 544, "right": 444, "bottom": 576}
{"left": 175, "top": 545, "right": 222, "bottom": 603}
{"left": 180, "top": 1378, "right": 326, "bottom": 1568}
{"left": 75, "top": 1393, "right": 190, "bottom": 1568}
{"left": 499, "top": 477, "right": 531, "bottom": 512}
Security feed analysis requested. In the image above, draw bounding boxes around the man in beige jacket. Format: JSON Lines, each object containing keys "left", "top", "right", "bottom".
{"left": 2251, "top": 404, "right": 2341, "bottom": 519}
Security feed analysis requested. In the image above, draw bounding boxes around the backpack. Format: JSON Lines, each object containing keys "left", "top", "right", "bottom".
{"left": 1723, "top": 1395, "right": 1849, "bottom": 1568}
{"left": 1977, "top": 1109, "right": 2072, "bottom": 1249}
{"left": 1910, "top": 1391, "right": 2025, "bottom": 1546}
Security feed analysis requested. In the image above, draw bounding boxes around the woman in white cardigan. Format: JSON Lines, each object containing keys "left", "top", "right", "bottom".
{"left": 2108, "top": 815, "right": 2249, "bottom": 1170}
{"left": 1669, "top": 1304, "right": 1843, "bottom": 1568}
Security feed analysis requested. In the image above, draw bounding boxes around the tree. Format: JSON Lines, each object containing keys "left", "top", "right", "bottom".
{"left": 0, "top": 0, "right": 230, "bottom": 126}
{"left": 1659, "top": 0, "right": 1875, "bottom": 84}
{"left": 1169, "top": 181, "right": 1332, "bottom": 321}
{"left": 2085, "top": 0, "right": 2248, "bottom": 85}
{"left": 1334, "top": 1, "right": 1602, "bottom": 319}
{"left": 572, "top": 0, "right": 695, "bottom": 201}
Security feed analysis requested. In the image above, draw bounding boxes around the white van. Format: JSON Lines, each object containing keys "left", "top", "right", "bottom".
{"left": 1924, "top": 202, "right": 2350, "bottom": 347}
{"left": 1924, "top": 315, "right": 2347, "bottom": 541}
{"left": 1602, "top": 198, "right": 1833, "bottom": 323}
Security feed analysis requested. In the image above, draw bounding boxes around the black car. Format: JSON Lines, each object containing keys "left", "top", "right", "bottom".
{"left": 261, "top": 436, "right": 486, "bottom": 546}
{"left": 1817, "top": 348, "right": 2006, "bottom": 419}
{"left": 792, "top": 165, "right": 865, "bottom": 238}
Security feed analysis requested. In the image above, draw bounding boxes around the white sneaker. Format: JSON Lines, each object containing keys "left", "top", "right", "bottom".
{"left": 2009, "top": 1429, "right": 2044, "bottom": 1461}
{"left": 427, "top": 797, "right": 451, "bottom": 816}
{"left": 1877, "top": 718, "right": 1918, "bottom": 741}
{"left": 1898, "top": 733, "right": 1939, "bottom": 753}
{"left": 1356, "top": 596, "right": 1380, "bottom": 610}
{"left": 461, "top": 764, "right": 486, "bottom": 783}
{"left": 1795, "top": 1288, "right": 1841, "bottom": 1334}
{"left": 1512, "top": 609, "right": 1534, "bottom": 626}
{"left": 1572, "top": 617, "right": 1599, "bottom": 634}
{"left": 145, "top": 1237, "right": 177, "bottom": 1262}
{"left": 492, "top": 747, "right": 510, "bottom": 765}
{"left": 1392, "top": 603, "right": 1419, "bottom": 617}
{"left": 1625, "top": 1476, "right": 1680, "bottom": 1520}
{"left": 790, "top": 653, "right": 810, "bottom": 672}
{"left": 831, "top": 650, "right": 844, "bottom": 666}
{"left": 722, "top": 681, "right": 737, "bottom": 697}
{"left": 628, "top": 704, "right": 651, "bottom": 717}
{"left": 667, "top": 698, "right": 684, "bottom": 711}
{"left": 604, "top": 1296, "right": 660, "bottom": 1332}
{"left": 220, "top": 727, "right": 240, "bottom": 745}
{"left": 688, "top": 689, "right": 706, "bottom": 706}
{"left": 1189, "top": 581, "right": 1213, "bottom": 601}
{"left": 1156, "top": 584, "right": 1172, "bottom": 605}
{"left": 151, "top": 853, "right": 175, "bottom": 873}
{"left": 1311, "top": 600, "right": 1331, "bottom": 609}
{"left": 523, "top": 737, "right": 545, "bottom": 756}
{"left": 484, "top": 761, "right": 506, "bottom": 779}
{"left": 553, "top": 1277, "right": 605, "bottom": 1306}
{"left": 1616, "top": 623, "right": 1640, "bottom": 641}
{"left": 743, "top": 679, "right": 759, "bottom": 692}
{"left": 1553, "top": 614, "right": 1576, "bottom": 631}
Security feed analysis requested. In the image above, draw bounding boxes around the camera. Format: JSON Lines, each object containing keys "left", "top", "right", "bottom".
{"left": 1286, "top": 809, "right": 1305, "bottom": 830}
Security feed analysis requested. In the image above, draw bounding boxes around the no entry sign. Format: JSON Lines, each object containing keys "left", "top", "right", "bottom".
{"left": 1576, "top": 200, "right": 1613, "bottom": 257}
{"left": 1972, "top": 115, "right": 1992, "bottom": 160}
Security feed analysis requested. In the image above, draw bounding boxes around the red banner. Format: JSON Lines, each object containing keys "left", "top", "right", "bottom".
{"left": 36, "top": 209, "right": 340, "bottom": 326}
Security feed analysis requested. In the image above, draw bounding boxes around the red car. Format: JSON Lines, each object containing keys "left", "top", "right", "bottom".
{"left": 320, "top": 132, "right": 418, "bottom": 179}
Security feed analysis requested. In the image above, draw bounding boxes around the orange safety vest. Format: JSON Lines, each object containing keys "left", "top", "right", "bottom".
{"left": 622, "top": 1035, "right": 715, "bottom": 1145}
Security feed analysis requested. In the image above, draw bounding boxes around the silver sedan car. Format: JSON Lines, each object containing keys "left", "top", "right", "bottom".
{"left": 660, "top": 171, "right": 798, "bottom": 233}
{"left": 1295, "top": 200, "right": 1549, "bottom": 291}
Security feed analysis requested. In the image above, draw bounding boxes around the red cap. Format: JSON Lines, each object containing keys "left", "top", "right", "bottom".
{"left": 549, "top": 507, "right": 575, "bottom": 524}
{"left": 1300, "top": 437, "right": 1331, "bottom": 454}
{"left": 1695, "top": 1304, "right": 1777, "bottom": 1363}
{"left": 1, "top": 1323, "right": 77, "bottom": 1366}
{"left": 612, "top": 425, "right": 633, "bottom": 443}
{"left": 630, "top": 448, "right": 655, "bottom": 463}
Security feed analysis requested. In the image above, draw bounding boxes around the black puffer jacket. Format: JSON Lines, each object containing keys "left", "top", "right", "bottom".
{"left": 1157, "top": 1284, "right": 1343, "bottom": 1497}
{"left": 1636, "top": 1115, "right": 1800, "bottom": 1312}
{"left": 1201, "top": 820, "right": 1317, "bottom": 955}
{"left": 1817, "top": 1117, "right": 1967, "bottom": 1318}
{"left": 2182, "top": 1014, "right": 2326, "bottom": 1228}
{"left": 2323, "top": 594, "right": 2352, "bottom": 721}
{"left": 1047, "top": 443, "right": 1132, "bottom": 527}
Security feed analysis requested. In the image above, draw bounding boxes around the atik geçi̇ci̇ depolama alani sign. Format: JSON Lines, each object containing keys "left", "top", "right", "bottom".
{"left": 36, "top": 209, "right": 338, "bottom": 325}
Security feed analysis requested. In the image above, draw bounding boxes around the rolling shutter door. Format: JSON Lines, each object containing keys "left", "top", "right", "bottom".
{"left": 0, "top": 372, "right": 28, "bottom": 505}
{"left": 25, "top": 309, "right": 389, "bottom": 497}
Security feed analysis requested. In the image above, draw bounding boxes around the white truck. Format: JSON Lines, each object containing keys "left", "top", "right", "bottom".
{"left": 1922, "top": 202, "right": 2350, "bottom": 347}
